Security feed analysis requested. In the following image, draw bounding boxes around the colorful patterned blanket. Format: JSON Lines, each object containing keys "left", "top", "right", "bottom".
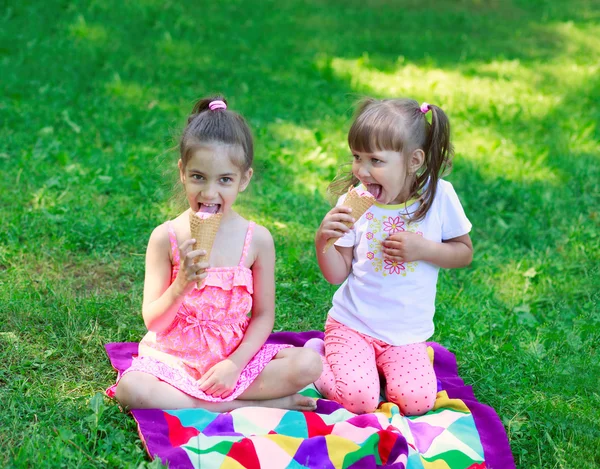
{"left": 105, "top": 331, "right": 514, "bottom": 469}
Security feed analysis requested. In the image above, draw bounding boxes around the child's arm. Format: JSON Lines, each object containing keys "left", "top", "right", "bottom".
{"left": 197, "top": 225, "right": 276, "bottom": 398}
{"left": 141, "top": 225, "right": 208, "bottom": 332}
{"left": 382, "top": 232, "right": 473, "bottom": 268}
{"left": 228, "top": 225, "right": 276, "bottom": 367}
{"left": 315, "top": 206, "right": 355, "bottom": 284}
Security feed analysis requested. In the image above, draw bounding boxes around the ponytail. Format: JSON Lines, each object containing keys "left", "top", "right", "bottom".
{"left": 410, "top": 104, "right": 453, "bottom": 221}
{"left": 187, "top": 96, "right": 228, "bottom": 124}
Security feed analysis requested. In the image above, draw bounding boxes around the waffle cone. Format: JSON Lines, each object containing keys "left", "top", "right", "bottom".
{"left": 190, "top": 212, "right": 222, "bottom": 286}
{"left": 323, "top": 189, "right": 375, "bottom": 253}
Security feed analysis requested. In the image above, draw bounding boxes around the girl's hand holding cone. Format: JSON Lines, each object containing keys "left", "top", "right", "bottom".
{"left": 319, "top": 188, "right": 375, "bottom": 253}
{"left": 173, "top": 239, "right": 209, "bottom": 295}
{"left": 316, "top": 206, "right": 355, "bottom": 253}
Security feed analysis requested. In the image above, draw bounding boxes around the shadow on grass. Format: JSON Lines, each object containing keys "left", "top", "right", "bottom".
{"left": 2, "top": 0, "right": 598, "bottom": 249}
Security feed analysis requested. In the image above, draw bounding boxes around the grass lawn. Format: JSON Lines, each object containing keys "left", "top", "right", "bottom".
{"left": 1, "top": 0, "right": 599, "bottom": 467}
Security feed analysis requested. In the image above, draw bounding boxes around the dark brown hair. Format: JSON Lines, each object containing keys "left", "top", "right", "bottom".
{"left": 180, "top": 96, "right": 253, "bottom": 171}
{"left": 328, "top": 97, "right": 453, "bottom": 221}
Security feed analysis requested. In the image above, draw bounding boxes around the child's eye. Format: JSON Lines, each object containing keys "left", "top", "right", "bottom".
{"left": 191, "top": 174, "right": 204, "bottom": 180}
{"left": 220, "top": 177, "right": 233, "bottom": 183}
{"left": 352, "top": 154, "right": 360, "bottom": 161}
{"left": 372, "top": 159, "right": 382, "bottom": 164}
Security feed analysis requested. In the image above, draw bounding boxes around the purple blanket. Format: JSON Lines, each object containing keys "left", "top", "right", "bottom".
{"left": 105, "top": 331, "right": 514, "bottom": 468}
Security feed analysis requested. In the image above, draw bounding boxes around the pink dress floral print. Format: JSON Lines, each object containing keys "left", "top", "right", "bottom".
{"left": 108, "top": 220, "right": 290, "bottom": 402}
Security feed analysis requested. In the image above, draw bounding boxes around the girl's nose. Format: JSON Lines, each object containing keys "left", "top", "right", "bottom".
{"left": 201, "top": 184, "right": 217, "bottom": 199}
{"left": 356, "top": 163, "right": 370, "bottom": 179}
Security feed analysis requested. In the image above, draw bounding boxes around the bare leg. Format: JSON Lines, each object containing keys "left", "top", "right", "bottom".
{"left": 114, "top": 347, "right": 322, "bottom": 412}
{"left": 237, "top": 347, "right": 322, "bottom": 405}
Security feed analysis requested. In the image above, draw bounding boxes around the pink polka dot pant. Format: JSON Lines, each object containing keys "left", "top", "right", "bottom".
{"left": 314, "top": 316, "right": 437, "bottom": 416}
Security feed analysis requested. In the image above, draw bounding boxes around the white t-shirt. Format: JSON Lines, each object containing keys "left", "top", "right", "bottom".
{"left": 329, "top": 180, "right": 472, "bottom": 346}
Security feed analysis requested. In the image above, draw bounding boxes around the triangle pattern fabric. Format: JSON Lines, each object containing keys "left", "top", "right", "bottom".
{"left": 105, "top": 335, "right": 514, "bottom": 468}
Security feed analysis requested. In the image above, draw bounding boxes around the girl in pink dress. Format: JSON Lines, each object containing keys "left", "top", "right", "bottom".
{"left": 111, "top": 97, "right": 322, "bottom": 411}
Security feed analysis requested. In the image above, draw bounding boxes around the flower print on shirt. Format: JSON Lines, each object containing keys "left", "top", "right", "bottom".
{"left": 383, "top": 216, "right": 404, "bottom": 235}
{"left": 364, "top": 212, "right": 384, "bottom": 271}
{"left": 366, "top": 212, "right": 422, "bottom": 277}
{"left": 384, "top": 259, "right": 406, "bottom": 275}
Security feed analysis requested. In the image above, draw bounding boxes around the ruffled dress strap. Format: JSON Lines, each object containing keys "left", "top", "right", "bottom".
{"left": 239, "top": 221, "right": 255, "bottom": 266}
{"left": 166, "top": 221, "right": 180, "bottom": 265}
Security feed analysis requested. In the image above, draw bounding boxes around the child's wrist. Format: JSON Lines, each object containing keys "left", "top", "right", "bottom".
{"left": 225, "top": 354, "right": 246, "bottom": 371}
{"left": 171, "top": 277, "right": 189, "bottom": 298}
{"left": 315, "top": 233, "right": 327, "bottom": 250}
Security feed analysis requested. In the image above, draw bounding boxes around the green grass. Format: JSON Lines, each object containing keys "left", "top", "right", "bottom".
{"left": 1, "top": 0, "right": 599, "bottom": 467}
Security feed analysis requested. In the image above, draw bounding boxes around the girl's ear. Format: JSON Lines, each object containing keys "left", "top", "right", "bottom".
{"left": 239, "top": 168, "right": 254, "bottom": 192}
{"left": 178, "top": 159, "right": 185, "bottom": 183}
{"left": 409, "top": 149, "right": 425, "bottom": 174}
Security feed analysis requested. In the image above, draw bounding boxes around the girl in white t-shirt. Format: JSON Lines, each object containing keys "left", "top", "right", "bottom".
{"left": 311, "top": 97, "right": 473, "bottom": 416}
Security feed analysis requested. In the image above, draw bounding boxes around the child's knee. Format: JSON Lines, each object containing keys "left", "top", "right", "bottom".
{"left": 337, "top": 387, "right": 380, "bottom": 414}
{"left": 114, "top": 375, "right": 133, "bottom": 405}
{"left": 386, "top": 385, "right": 436, "bottom": 416}
{"left": 291, "top": 348, "right": 323, "bottom": 385}
{"left": 114, "top": 373, "right": 146, "bottom": 408}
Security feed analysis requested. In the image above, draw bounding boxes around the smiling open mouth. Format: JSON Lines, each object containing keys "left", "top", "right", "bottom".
{"left": 198, "top": 203, "right": 221, "bottom": 214}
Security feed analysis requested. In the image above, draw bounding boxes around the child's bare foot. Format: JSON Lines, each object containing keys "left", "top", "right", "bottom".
{"left": 251, "top": 393, "right": 317, "bottom": 411}
{"left": 304, "top": 338, "right": 325, "bottom": 356}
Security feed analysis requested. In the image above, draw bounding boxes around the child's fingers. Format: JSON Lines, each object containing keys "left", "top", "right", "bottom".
{"left": 202, "top": 383, "right": 219, "bottom": 396}
{"left": 329, "top": 210, "right": 355, "bottom": 223}
{"left": 332, "top": 206, "right": 353, "bottom": 214}
{"left": 321, "top": 230, "right": 344, "bottom": 242}
{"left": 325, "top": 221, "right": 353, "bottom": 233}
{"left": 383, "top": 253, "right": 403, "bottom": 262}
{"left": 197, "top": 368, "right": 213, "bottom": 386}
{"left": 194, "top": 260, "right": 210, "bottom": 271}
{"left": 383, "top": 250, "right": 403, "bottom": 259}
{"left": 217, "top": 388, "right": 232, "bottom": 399}
{"left": 324, "top": 207, "right": 352, "bottom": 223}
{"left": 184, "top": 262, "right": 209, "bottom": 287}
{"left": 198, "top": 377, "right": 215, "bottom": 393}
{"left": 383, "top": 240, "right": 402, "bottom": 250}
{"left": 211, "top": 383, "right": 227, "bottom": 397}
{"left": 192, "top": 261, "right": 209, "bottom": 280}
{"left": 382, "top": 241, "right": 403, "bottom": 256}
{"left": 331, "top": 215, "right": 355, "bottom": 225}
{"left": 179, "top": 239, "right": 196, "bottom": 256}
{"left": 186, "top": 249, "right": 207, "bottom": 262}
{"left": 194, "top": 271, "right": 208, "bottom": 282}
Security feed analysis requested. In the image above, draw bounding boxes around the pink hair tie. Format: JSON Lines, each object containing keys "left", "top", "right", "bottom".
{"left": 420, "top": 102, "right": 430, "bottom": 114}
{"left": 209, "top": 100, "right": 227, "bottom": 111}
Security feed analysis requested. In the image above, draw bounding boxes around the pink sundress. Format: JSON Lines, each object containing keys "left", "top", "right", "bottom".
{"left": 108, "top": 220, "right": 290, "bottom": 402}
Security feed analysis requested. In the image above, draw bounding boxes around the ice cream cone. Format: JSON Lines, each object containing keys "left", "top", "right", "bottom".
{"left": 189, "top": 211, "right": 223, "bottom": 287}
{"left": 323, "top": 188, "right": 375, "bottom": 253}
